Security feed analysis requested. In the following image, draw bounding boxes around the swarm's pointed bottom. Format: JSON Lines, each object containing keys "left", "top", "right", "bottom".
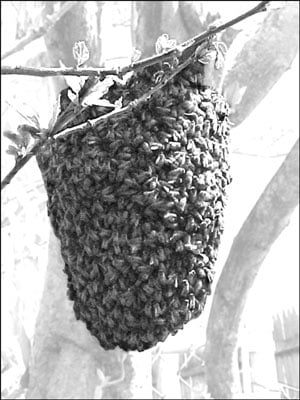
{"left": 37, "top": 60, "right": 231, "bottom": 352}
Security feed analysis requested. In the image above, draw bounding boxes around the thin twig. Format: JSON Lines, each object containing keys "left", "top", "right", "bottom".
{"left": 126, "top": 0, "right": 270, "bottom": 72}
{"left": 1, "top": 1, "right": 77, "bottom": 61}
{"left": 54, "top": 58, "right": 192, "bottom": 139}
{"left": 1, "top": 65, "right": 117, "bottom": 77}
{"left": 1, "top": 140, "right": 46, "bottom": 191}
{"left": 1, "top": 1, "right": 270, "bottom": 77}
{"left": 233, "top": 150, "right": 288, "bottom": 158}
{"left": 1, "top": 1, "right": 271, "bottom": 190}
{"left": 1, "top": 58, "right": 192, "bottom": 191}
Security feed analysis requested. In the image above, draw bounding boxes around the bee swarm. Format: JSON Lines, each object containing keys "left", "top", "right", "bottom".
{"left": 37, "top": 58, "right": 232, "bottom": 351}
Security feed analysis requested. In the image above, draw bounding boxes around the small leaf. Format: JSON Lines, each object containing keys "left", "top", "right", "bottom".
{"left": 6, "top": 145, "right": 20, "bottom": 158}
{"left": 67, "top": 88, "right": 77, "bottom": 103}
{"left": 17, "top": 124, "right": 40, "bottom": 139}
{"left": 131, "top": 48, "right": 142, "bottom": 63}
{"left": 73, "top": 41, "right": 90, "bottom": 67}
{"left": 155, "top": 33, "right": 177, "bottom": 55}
{"left": 17, "top": 125, "right": 31, "bottom": 148}
{"left": 18, "top": 124, "right": 40, "bottom": 135}
{"left": 3, "top": 130, "right": 22, "bottom": 146}
{"left": 215, "top": 53, "right": 224, "bottom": 70}
{"left": 198, "top": 51, "right": 215, "bottom": 65}
{"left": 81, "top": 76, "right": 115, "bottom": 107}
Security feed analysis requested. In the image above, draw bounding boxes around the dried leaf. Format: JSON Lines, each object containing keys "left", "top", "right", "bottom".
{"left": 81, "top": 76, "right": 117, "bottom": 107}
{"left": 17, "top": 124, "right": 40, "bottom": 139}
{"left": 3, "top": 131, "right": 22, "bottom": 146}
{"left": 73, "top": 41, "right": 90, "bottom": 67}
{"left": 155, "top": 33, "right": 177, "bottom": 55}
{"left": 197, "top": 50, "right": 215, "bottom": 65}
{"left": 17, "top": 124, "right": 40, "bottom": 135}
{"left": 17, "top": 126, "right": 31, "bottom": 148}
{"left": 67, "top": 88, "right": 77, "bottom": 103}
{"left": 131, "top": 48, "right": 142, "bottom": 63}
{"left": 6, "top": 145, "right": 20, "bottom": 158}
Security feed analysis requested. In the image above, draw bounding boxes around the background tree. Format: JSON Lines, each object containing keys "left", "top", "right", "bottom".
{"left": 205, "top": 138, "right": 299, "bottom": 398}
{"left": 1, "top": 1, "right": 299, "bottom": 399}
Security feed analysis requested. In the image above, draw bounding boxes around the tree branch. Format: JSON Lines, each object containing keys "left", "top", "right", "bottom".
{"left": 0, "top": 65, "right": 116, "bottom": 77}
{"left": 54, "top": 58, "right": 192, "bottom": 139}
{"left": 1, "top": 0, "right": 271, "bottom": 191}
{"left": 222, "top": 2, "right": 299, "bottom": 126}
{"left": 1, "top": 139, "right": 46, "bottom": 191}
{"left": 205, "top": 138, "right": 299, "bottom": 398}
{"left": 121, "top": 0, "right": 270, "bottom": 74}
{"left": 1, "top": 1, "right": 77, "bottom": 61}
{"left": 1, "top": 57, "right": 192, "bottom": 191}
{"left": 1, "top": 1, "right": 270, "bottom": 77}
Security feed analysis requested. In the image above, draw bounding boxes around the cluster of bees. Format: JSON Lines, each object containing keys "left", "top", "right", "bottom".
{"left": 37, "top": 58, "right": 232, "bottom": 351}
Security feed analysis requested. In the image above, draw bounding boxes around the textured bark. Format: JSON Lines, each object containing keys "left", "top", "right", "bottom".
{"left": 134, "top": 1, "right": 164, "bottom": 58}
{"left": 222, "top": 4, "right": 299, "bottom": 125}
{"left": 43, "top": 1, "right": 102, "bottom": 67}
{"left": 42, "top": 1, "right": 103, "bottom": 93}
{"left": 205, "top": 139, "right": 299, "bottom": 399}
{"left": 134, "top": 1, "right": 223, "bottom": 59}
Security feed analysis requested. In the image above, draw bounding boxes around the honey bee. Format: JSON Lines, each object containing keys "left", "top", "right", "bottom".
{"left": 189, "top": 293, "right": 196, "bottom": 310}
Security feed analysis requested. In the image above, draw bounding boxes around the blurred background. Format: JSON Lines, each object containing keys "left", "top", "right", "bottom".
{"left": 1, "top": 1, "right": 299, "bottom": 399}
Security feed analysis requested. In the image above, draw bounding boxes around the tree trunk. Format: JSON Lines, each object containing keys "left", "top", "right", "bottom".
{"left": 134, "top": 1, "right": 162, "bottom": 58}
{"left": 42, "top": 1, "right": 103, "bottom": 93}
{"left": 222, "top": 4, "right": 299, "bottom": 125}
{"left": 204, "top": 6, "right": 299, "bottom": 398}
{"left": 205, "top": 139, "right": 299, "bottom": 399}
{"left": 134, "top": 1, "right": 223, "bottom": 59}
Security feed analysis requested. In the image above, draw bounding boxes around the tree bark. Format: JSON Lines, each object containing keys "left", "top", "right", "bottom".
{"left": 43, "top": 1, "right": 102, "bottom": 67}
{"left": 134, "top": 1, "right": 164, "bottom": 58}
{"left": 222, "top": 3, "right": 299, "bottom": 125}
{"left": 134, "top": 1, "right": 223, "bottom": 59}
{"left": 205, "top": 139, "right": 299, "bottom": 399}
{"left": 43, "top": 1, "right": 103, "bottom": 93}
